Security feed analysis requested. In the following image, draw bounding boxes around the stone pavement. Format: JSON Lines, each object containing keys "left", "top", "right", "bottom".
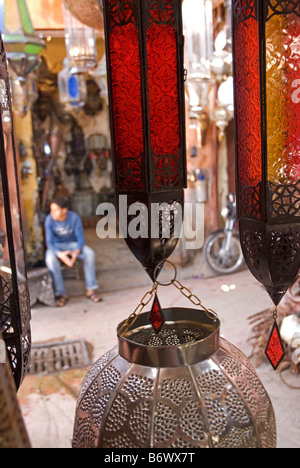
{"left": 17, "top": 260, "right": 300, "bottom": 449}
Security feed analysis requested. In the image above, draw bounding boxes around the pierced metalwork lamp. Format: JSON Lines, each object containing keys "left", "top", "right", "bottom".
{"left": 232, "top": 0, "right": 300, "bottom": 369}
{"left": 0, "top": 36, "right": 31, "bottom": 389}
{"left": 0, "top": 0, "right": 45, "bottom": 78}
{"left": 73, "top": 0, "right": 277, "bottom": 449}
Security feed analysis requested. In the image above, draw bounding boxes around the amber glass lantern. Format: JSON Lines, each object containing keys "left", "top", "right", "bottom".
{"left": 0, "top": 38, "right": 31, "bottom": 388}
{"left": 102, "top": 0, "right": 187, "bottom": 281}
{"left": 232, "top": 1, "right": 300, "bottom": 368}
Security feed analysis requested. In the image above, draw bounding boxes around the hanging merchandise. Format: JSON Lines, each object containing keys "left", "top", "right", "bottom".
{"left": 62, "top": 0, "right": 97, "bottom": 74}
{"left": 195, "top": 169, "right": 207, "bottom": 203}
{"left": 0, "top": 0, "right": 45, "bottom": 79}
{"left": 101, "top": 0, "right": 187, "bottom": 282}
{"left": 73, "top": 0, "right": 277, "bottom": 449}
{"left": 0, "top": 36, "right": 31, "bottom": 389}
{"left": 182, "top": 0, "right": 214, "bottom": 113}
{"left": 9, "top": 77, "right": 28, "bottom": 117}
{"left": 58, "top": 59, "right": 87, "bottom": 110}
{"left": 63, "top": 0, "right": 104, "bottom": 31}
{"left": 89, "top": 54, "right": 109, "bottom": 104}
{"left": 232, "top": 0, "right": 300, "bottom": 370}
{"left": 70, "top": 121, "right": 86, "bottom": 159}
{"left": 73, "top": 291, "right": 276, "bottom": 448}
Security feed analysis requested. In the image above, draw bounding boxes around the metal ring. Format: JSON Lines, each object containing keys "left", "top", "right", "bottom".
{"left": 154, "top": 260, "right": 177, "bottom": 286}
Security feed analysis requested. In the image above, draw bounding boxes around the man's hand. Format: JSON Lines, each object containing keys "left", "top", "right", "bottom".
{"left": 57, "top": 249, "right": 80, "bottom": 268}
{"left": 69, "top": 249, "right": 80, "bottom": 267}
{"left": 57, "top": 250, "right": 74, "bottom": 267}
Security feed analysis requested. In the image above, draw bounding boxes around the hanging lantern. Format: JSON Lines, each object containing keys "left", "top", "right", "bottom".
{"left": 0, "top": 36, "right": 31, "bottom": 389}
{"left": 0, "top": 0, "right": 45, "bottom": 78}
{"left": 183, "top": 0, "right": 214, "bottom": 114}
{"left": 73, "top": 0, "right": 277, "bottom": 449}
{"left": 232, "top": 0, "right": 300, "bottom": 369}
{"left": 9, "top": 76, "right": 28, "bottom": 117}
{"left": 62, "top": 1, "right": 97, "bottom": 74}
{"left": 102, "top": 0, "right": 187, "bottom": 282}
{"left": 58, "top": 59, "right": 88, "bottom": 110}
{"left": 73, "top": 307, "right": 276, "bottom": 448}
{"left": 89, "top": 53, "right": 108, "bottom": 104}
{"left": 63, "top": 0, "right": 104, "bottom": 31}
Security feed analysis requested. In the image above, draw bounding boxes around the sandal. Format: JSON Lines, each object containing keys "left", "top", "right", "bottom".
{"left": 56, "top": 294, "right": 69, "bottom": 307}
{"left": 86, "top": 292, "right": 103, "bottom": 303}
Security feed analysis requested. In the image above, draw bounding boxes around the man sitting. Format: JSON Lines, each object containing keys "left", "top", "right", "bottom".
{"left": 45, "top": 197, "right": 102, "bottom": 307}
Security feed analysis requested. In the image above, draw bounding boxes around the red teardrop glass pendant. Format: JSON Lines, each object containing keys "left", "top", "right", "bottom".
{"left": 149, "top": 293, "right": 164, "bottom": 333}
{"left": 265, "top": 320, "right": 285, "bottom": 370}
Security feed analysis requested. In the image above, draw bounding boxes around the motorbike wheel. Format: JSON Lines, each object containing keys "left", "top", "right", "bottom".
{"left": 203, "top": 229, "right": 245, "bottom": 275}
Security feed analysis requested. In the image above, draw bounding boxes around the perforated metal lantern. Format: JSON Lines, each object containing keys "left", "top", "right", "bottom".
{"left": 73, "top": 308, "right": 276, "bottom": 448}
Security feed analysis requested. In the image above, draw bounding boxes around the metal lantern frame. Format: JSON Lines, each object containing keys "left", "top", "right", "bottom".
{"left": 62, "top": 0, "right": 98, "bottom": 74}
{"left": 0, "top": 0, "right": 45, "bottom": 79}
{"left": 0, "top": 37, "right": 31, "bottom": 389}
{"left": 232, "top": 0, "right": 300, "bottom": 369}
{"left": 232, "top": 0, "right": 300, "bottom": 304}
{"left": 102, "top": 0, "right": 187, "bottom": 281}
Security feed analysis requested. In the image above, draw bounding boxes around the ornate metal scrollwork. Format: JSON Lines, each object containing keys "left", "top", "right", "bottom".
{"left": 232, "top": 0, "right": 257, "bottom": 24}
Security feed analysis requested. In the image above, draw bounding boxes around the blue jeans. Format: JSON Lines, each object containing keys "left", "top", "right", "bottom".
{"left": 45, "top": 242, "right": 98, "bottom": 297}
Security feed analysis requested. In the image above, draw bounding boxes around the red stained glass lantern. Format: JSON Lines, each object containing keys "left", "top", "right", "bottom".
{"left": 232, "top": 0, "right": 300, "bottom": 369}
{"left": 102, "top": 0, "right": 187, "bottom": 283}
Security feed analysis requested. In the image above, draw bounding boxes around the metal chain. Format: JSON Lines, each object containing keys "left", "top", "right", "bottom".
{"left": 119, "top": 261, "right": 218, "bottom": 337}
{"left": 118, "top": 282, "right": 159, "bottom": 337}
{"left": 170, "top": 278, "right": 218, "bottom": 320}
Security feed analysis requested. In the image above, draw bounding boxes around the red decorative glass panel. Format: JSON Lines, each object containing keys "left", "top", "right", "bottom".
{"left": 234, "top": 16, "right": 261, "bottom": 187}
{"left": 265, "top": 320, "right": 285, "bottom": 370}
{"left": 233, "top": 1, "right": 262, "bottom": 219}
{"left": 147, "top": 2, "right": 181, "bottom": 189}
{"left": 149, "top": 293, "right": 165, "bottom": 333}
{"left": 107, "top": 4, "right": 144, "bottom": 191}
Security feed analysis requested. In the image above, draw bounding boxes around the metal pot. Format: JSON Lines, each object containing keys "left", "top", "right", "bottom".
{"left": 73, "top": 307, "right": 276, "bottom": 448}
